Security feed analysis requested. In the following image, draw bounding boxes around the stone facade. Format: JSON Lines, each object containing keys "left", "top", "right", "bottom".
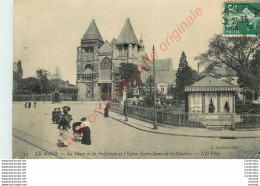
{"left": 76, "top": 19, "right": 146, "bottom": 101}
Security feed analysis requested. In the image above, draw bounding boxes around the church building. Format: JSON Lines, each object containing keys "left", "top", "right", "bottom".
{"left": 76, "top": 18, "right": 146, "bottom": 101}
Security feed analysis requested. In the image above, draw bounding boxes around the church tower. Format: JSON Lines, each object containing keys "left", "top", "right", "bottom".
{"left": 76, "top": 19, "right": 104, "bottom": 100}
{"left": 112, "top": 18, "right": 146, "bottom": 97}
{"left": 112, "top": 18, "right": 141, "bottom": 65}
{"left": 76, "top": 18, "right": 147, "bottom": 101}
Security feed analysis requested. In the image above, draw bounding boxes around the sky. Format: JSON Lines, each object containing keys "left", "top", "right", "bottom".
{"left": 14, "top": 0, "right": 223, "bottom": 84}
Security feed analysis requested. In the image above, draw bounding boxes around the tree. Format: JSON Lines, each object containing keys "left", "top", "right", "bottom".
{"left": 145, "top": 75, "right": 154, "bottom": 107}
{"left": 36, "top": 68, "right": 50, "bottom": 94}
{"left": 17, "top": 77, "right": 42, "bottom": 95}
{"left": 167, "top": 85, "right": 178, "bottom": 99}
{"left": 52, "top": 67, "right": 62, "bottom": 80}
{"left": 175, "top": 52, "right": 198, "bottom": 100}
{"left": 16, "top": 60, "right": 23, "bottom": 81}
{"left": 51, "top": 67, "right": 63, "bottom": 91}
{"left": 13, "top": 60, "right": 23, "bottom": 94}
{"left": 118, "top": 63, "right": 142, "bottom": 98}
{"left": 195, "top": 34, "right": 260, "bottom": 92}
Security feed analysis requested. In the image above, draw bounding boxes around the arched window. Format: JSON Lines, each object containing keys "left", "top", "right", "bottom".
{"left": 100, "top": 57, "right": 112, "bottom": 69}
{"left": 100, "top": 57, "right": 112, "bottom": 80}
{"left": 84, "top": 64, "right": 93, "bottom": 74}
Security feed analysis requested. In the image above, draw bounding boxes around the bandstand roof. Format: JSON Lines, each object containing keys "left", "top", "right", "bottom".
{"left": 185, "top": 76, "right": 240, "bottom": 92}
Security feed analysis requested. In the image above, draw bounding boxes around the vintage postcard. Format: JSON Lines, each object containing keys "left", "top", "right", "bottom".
{"left": 13, "top": 0, "right": 260, "bottom": 159}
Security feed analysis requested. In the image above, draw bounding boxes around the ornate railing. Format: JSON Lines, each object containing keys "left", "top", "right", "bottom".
{"left": 109, "top": 103, "right": 260, "bottom": 129}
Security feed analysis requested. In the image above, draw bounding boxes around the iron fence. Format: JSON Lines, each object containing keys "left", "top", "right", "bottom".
{"left": 110, "top": 103, "right": 260, "bottom": 129}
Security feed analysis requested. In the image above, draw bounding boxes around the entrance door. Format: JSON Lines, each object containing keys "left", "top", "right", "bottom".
{"left": 100, "top": 83, "right": 111, "bottom": 100}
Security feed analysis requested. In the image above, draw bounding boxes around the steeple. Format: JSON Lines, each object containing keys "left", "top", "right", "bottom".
{"left": 116, "top": 18, "right": 139, "bottom": 45}
{"left": 81, "top": 19, "right": 104, "bottom": 42}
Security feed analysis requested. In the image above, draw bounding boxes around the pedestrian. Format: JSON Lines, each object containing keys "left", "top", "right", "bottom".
{"left": 25, "top": 102, "right": 27, "bottom": 109}
{"left": 104, "top": 104, "right": 109, "bottom": 117}
{"left": 52, "top": 108, "right": 57, "bottom": 124}
{"left": 79, "top": 117, "right": 91, "bottom": 145}
{"left": 34, "top": 101, "right": 36, "bottom": 108}
{"left": 28, "top": 101, "right": 31, "bottom": 108}
{"left": 56, "top": 108, "right": 62, "bottom": 123}
{"left": 57, "top": 106, "right": 73, "bottom": 148}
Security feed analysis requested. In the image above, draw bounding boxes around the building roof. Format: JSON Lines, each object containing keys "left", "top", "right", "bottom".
{"left": 185, "top": 76, "right": 240, "bottom": 92}
{"left": 110, "top": 38, "right": 117, "bottom": 46}
{"left": 155, "top": 58, "right": 173, "bottom": 71}
{"left": 99, "top": 40, "right": 113, "bottom": 54}
{"left": 116, "top": 18, "right": 139, "bottom": 45}
{"left": 81, "top": 20, "right": 104, "bottom": 42}
{"left": 141, "top": 58, "right": 176, "bottom": 84}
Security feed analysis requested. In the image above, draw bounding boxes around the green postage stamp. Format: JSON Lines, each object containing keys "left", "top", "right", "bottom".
{"left": 223, "top": 2, "right": 260, "bottom": 36}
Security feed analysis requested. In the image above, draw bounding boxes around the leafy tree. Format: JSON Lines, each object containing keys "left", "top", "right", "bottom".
{"left": 36, "top": 68, "right": 50, "bottom": 94}
{"left": 16, "top": 60, "right": 23, "bottom": 81}
{"left": 195, "top": 34, "right": 260, "bottom": 92}
{"left": 17, "top": 77, "right": 41, "bottom": 94}
{"left": 13, "top": 60, "right": 23, "bottom": 93}
{"left": 118, "top": 63, "right": 142, "bottom": 98}
{"left": 145, "top": 75, "right": 154, "bottom": 107}
{"left": 175, "top": 52, "right": 198, "bottom": 100}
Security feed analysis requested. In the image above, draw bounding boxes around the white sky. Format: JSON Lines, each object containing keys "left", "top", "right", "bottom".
{"left": 14, "top": 0, "right": 223, "bottom": 84}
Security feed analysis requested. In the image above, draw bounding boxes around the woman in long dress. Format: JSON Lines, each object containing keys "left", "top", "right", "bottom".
{"left": 57, "top": 106, "right": 72, "bottom": 147}
{"left": 79, "top": 117, "right": 91, "bottom": 145}
{"left": 104, "top": 105, "right": 109, "bottom": 117}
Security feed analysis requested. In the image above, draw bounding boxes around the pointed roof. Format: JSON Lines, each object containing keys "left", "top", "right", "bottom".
{"left": 116, "top": 18, "right": 139, "bottom": 45}
{"left": 185, "top": 76, "right": 240, "bottom": 92}
{"left": 110, "top": 38, "right": 117, "bottom": 46}
{"left": 99, "top": 40, "right": 113, "bottom": 54}
{"left": 81, "top": 19, "right": 103, "bottom": 42}
{"left": 141, "top": 58, "right": 176, "bottom": 84}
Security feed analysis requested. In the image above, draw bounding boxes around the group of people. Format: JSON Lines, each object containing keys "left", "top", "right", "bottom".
{"left": 52, "top": 108, "right": 62, "bottom": 124}
{"left": 25, "top": 101, "right": 36, "bottom": 108}
{"left": 55, "top": 104, "right": 111, "bottom": 149}
{"left": 55, "top": 106, "right": 91, "bottom": 148}
{"left": 72, "top": 117, "right": 91, "bottom": 145}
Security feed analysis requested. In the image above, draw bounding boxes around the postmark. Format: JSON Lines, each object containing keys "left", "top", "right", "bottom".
{"left": 222, "top": 2, "right": 260, "bottom": 36}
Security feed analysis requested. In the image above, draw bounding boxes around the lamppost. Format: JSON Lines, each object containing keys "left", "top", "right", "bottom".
{"left": 125, "top": 45, "right": 129, "bottom": 122}
{"left": 152, "top": 45, "right": 158, "bottom": 129}
{"left": 125, "top": 88, "right": 128, "bottom": 121}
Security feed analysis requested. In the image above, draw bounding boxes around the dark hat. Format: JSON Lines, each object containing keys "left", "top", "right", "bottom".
{"left": 63, "top": 106, "right": 71, "bottom": 112}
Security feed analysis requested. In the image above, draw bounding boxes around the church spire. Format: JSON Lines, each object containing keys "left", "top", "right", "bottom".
{"left": 81, "top": 19, "right": 104, "bottom": 42}
{"left": 116, "top": 18, "right": 139, "bottom": 45}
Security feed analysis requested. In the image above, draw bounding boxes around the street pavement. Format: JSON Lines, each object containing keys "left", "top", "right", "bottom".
{"left": 12, "top": 101, "right": 260, "bottom": 159}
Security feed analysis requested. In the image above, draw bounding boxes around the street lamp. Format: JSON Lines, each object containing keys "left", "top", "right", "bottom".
{"left": 152, "top": 45, "right": 158, "bottom": 129}
{"left": 125, "top": 89, "right": 128, "bottom": 121}
{"left": 125, "top": 45, "right": 129, "bottom": 122}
